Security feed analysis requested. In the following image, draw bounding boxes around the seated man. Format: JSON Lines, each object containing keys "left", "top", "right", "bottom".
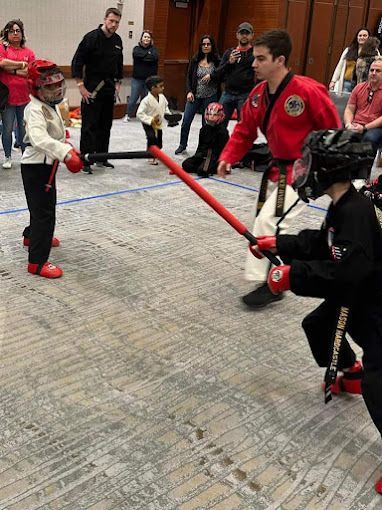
{"left": 344, "top": 57, "right": 382, "bottom": 152}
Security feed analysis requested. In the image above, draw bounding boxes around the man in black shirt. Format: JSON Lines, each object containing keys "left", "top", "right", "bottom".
{"left": 72, "top": 7, "right": 123, "bottom": 173}
{"left": 212, "top": 22, "right": 255, "bottom": 125}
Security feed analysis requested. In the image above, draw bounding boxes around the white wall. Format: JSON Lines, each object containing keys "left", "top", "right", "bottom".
{"left": 0, "top": 0, "right": 146, "bottom": 105}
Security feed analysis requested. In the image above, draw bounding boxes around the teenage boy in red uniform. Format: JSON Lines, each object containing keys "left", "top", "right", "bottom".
{"left": 218, "top": 30, "right": 341, "bottom": 309}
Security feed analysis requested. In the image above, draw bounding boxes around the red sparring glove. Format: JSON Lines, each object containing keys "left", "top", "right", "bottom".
{"left": 65, "top": 148, "right": 83, "bottom": 173}
{"left": 267, "top": 265, "right": 291, "bottom": 294}
{"left": 249, "top": 236, "right": 277, "bottom": 259}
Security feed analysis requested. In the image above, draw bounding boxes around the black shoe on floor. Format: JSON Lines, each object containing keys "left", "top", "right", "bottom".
{"left": 175, "top": 145, "right": 186, "bottom": 155}
{"left": 242, "top": 283, "right": 284, "bottom": 309}
{"left": 82, "top": 165, "right": 93, "bottom": 174}
{"left": 102, "top": 160, "right": 115, "bottom": 168}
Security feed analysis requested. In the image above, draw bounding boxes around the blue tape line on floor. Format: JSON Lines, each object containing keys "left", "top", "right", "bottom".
{"left": 0, "top": 176, "right": 327, "bottom": 216}
{"left": 209, "top": 177, "right": 328, "bottom": 213}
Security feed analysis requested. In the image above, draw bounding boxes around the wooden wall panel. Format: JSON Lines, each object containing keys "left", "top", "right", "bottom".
{"left": 327, "top": 0, "right": 348, "bottom": 80}
{"left": 346, "top": 0, "right": 368, "bottom": 41}
{"left": 221, "top": 0, "right": 279, "bottom": 52}
{"left": 305, "top": 0, "right": 336, "bottom": 83}
{"left": 284, "top": 0, "right": 311, "bottom": 74}
{"left": 190, "top": 1, "right": 224, "bottom": 53}
{"left": 165, "top": 2, "right": 193, "bottom": 59}
{"left": 366, "top": 0, "right": 382, "bottom": 32}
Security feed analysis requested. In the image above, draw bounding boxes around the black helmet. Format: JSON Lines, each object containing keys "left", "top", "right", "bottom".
{"left": 292, "top": 129, "right": 375, "bottom": 202}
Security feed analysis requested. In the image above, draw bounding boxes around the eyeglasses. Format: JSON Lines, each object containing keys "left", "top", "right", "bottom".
{"left": 238, "top": 30, "right": 251, "bottom": 35}
{"left": 202, "top": 43, "right": 211, "bottom": 46}
{"left": 368, "top": 89, "right": 374, "bottom": 103}
{"left": 8, "top": 29, "right": 21, "bottom": 34}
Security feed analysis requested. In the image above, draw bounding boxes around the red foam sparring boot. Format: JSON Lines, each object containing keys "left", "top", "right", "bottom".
{"left": 322, "top": 361, "right": 363, "bottom": 396}
{"left": 375, "top": 477, "right": 382, "bottom": 494}
{"left": 28, "top": 261, "right": 63, "bottom": 279}
{"left": 23, "top": 237, "right": 60, "bottom": 248}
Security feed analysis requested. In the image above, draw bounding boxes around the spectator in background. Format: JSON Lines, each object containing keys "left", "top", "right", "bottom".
{"left": 175, "top": 34, "right": 220, "bottom": 155}
{"left": 356, "top": 37, "right": 380, "bottom": 84}
{"left": 124, "top": 30, "right": 159, "bottom": 122}
{"left": 344, "top": 57, "right": 382, "bottom": 152}
{"left": 72, "top": 7, "right": 123, "bottom": 174}
{"left": 329, "top": 27, "right": 370, "bottom": 94}
{"left": 0, "top": 19, "right": 35, "bottom": 169}
{"left": 211, "top": 22, "right": 255, "bottom": 126}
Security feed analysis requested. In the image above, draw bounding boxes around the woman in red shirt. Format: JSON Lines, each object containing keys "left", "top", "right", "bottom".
{"left": 0, "top": 19, "right": 35, "bottom": 169}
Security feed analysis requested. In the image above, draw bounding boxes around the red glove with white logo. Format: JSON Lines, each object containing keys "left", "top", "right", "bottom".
{"left": 249, "top": 236, "right": 277, "bottom": 259}
{"left": 65, "top": 148, "right": 83, "bottom": 173}
{"left": 267, "top": 265, "right": 291, "bottom": 294}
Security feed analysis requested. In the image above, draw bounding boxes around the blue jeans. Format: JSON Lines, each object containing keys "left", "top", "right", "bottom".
{"left": 220, "top": 91, "right": 249, "bottom": 126}
{"left": 179, "top": 94, "right": 217, "bottom": 149}
{"left": 2, "top": 104, "right": 26, "bottom": 157}
{"left": 343, "top": 80, "right": 355, "bottom": 93}
{"left": 363, "top": 128, "right": 382, "bottom": 153}
{"left": 127, "top": 78, "right": 148, "bottom": 116}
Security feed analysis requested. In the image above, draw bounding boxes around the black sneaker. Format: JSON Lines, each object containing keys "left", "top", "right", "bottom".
{"left": 82, "top": 165, "right": 93, "bottom": 174}
{"left": 242, "top": 283, "right": 284, "bottom": 308}
{"left": 102, "top": 161, "right": 115, "bottom": 168}
{"left": 175, "top": 145, "right": 186, "bottom": 155}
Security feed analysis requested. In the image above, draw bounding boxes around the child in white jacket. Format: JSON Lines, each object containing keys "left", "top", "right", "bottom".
{"left": 137, "top": 75, "right": 171, "bottom": 165}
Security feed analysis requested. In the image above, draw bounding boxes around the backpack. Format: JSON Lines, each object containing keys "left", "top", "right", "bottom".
{"left": 0, "top": 81, "right": 9, "bottom": 112}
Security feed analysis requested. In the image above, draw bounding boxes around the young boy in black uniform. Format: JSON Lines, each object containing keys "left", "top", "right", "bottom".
{"left": 252, "top": 129, "right": 382, "bottom": 494}
{"left": 182, "top": 102, "right": 229, "bottom": 177}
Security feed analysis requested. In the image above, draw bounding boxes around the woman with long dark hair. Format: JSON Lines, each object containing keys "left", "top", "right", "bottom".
{"left": 329, "top": 27, "right": 370, "bottom": 94}
{"left": 175, "top": 34, "right": 220, "bottom": 155}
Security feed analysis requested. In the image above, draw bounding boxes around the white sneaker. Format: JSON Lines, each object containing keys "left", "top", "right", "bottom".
{"left": 123, "top": 115, "right": 131, "bottom": 123}
{"left": 2, "top": 157, "right": 11, "bottom": 169}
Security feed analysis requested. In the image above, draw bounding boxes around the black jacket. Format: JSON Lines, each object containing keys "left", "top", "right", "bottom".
{"left": 132, "top": 44, "right": 159, "bottom": 80}
{"left": 71, "top": 25, "right": 123, "bottom": 95}
{"left": 194, "top": 124, "right": 229, "bottom": 160}
{"left": 186, "top": 55, "right": 221, "bottom": 95}
{"left": 277, "top": 186, "right": 382, "bottom": 305}
{"left": 212, "top": 47, "right": 254, "bottom": 95}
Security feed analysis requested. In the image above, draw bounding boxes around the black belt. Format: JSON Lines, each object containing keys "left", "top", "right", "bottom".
{"left": 256, "top": 158, "right": 294, "bottom": 218}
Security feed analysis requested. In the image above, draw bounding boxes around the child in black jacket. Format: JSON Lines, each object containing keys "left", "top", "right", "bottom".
{"left": 182, "top": 103, "right": 229, "bottom": 177}
{"left": 253, "top": 129, "right": 382, "bottom": 495}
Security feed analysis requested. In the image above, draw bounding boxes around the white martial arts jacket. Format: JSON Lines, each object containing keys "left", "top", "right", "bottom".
{"left": 22, "top": 96, "right": 71, "bottom": 165}
{"left": 136, "top": 92, "right": 171, "bottom": 128}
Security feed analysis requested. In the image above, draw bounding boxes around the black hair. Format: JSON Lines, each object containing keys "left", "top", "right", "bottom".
{"left": 2, "top": 19, "right": 26, "bottom": 47}
{"left": 145, "top": 75, "right": 164, "bottom": 91}
{"left": 253, "top": 29, "right": 292, "bottom": 65}
{"left": 105, "top": 7, "right": 122, "bottom": 18}
{"left": 195, "top": 34, "right": 220, "bottom": 65}
{"left": 346, "top": 27, "right": 370, "bottom": 60}
{"left": 359, "top": 36, "right": 380, "bottom": 58}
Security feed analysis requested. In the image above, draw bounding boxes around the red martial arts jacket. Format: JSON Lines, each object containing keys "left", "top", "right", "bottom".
{"left": 220, "top": 74, "right": 341, "bottom": 184}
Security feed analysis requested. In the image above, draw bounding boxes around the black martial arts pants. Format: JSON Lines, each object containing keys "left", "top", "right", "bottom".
{"left": 80, "top": 94, "right": 114, "bottom": 155}
{"left": 21, "top": 163, "right": 56, "bottom": 265}
{"left": 303, "top": 299, "right": 382, "bottom": 437}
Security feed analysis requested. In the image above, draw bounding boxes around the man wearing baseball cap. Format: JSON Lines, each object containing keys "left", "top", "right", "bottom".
{"left": 211, "top": 21, "right": 255, "bottom": 124}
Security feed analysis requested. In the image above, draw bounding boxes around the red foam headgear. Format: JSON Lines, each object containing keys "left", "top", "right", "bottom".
{"left": 28, "top": 59, "right": 66, "bottom": 105}
{"left": 204, "top": 102, "right": 225, "bottom": 126}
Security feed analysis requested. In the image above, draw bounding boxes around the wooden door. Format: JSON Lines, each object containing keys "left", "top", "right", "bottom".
{"left": 283, "top": 0, "right": 311, "bottom": 74}
{"left": 304, "top": 0, "right": 337, "bottom": 83}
